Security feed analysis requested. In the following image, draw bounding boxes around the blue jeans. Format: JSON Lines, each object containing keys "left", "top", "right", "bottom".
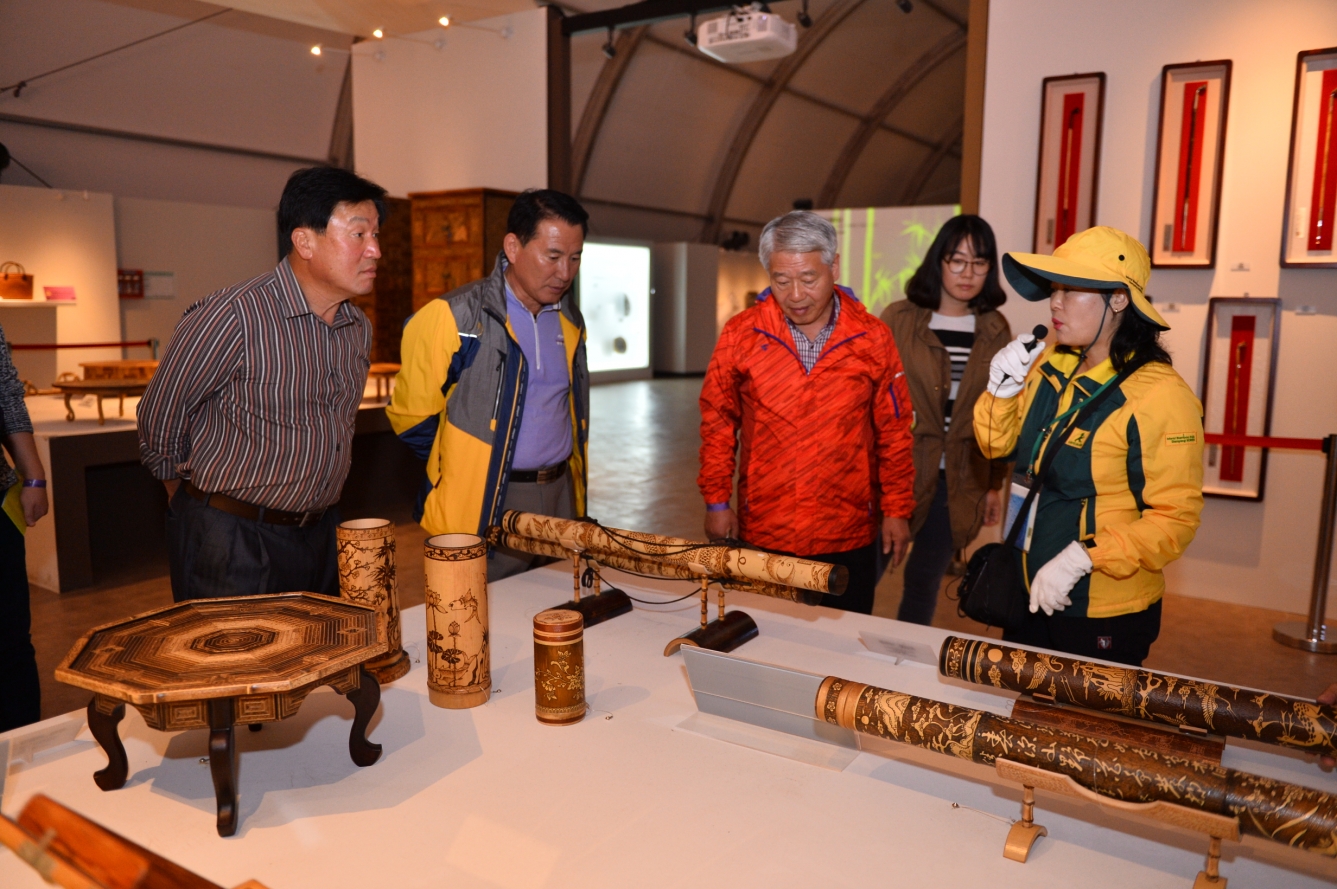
{"left": 897, "top": 474, "right": 954, "bottom": 625}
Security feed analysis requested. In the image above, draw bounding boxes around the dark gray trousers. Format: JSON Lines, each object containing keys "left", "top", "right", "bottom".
{"left": 166, "top": 485, "right": 340, "bottom": 601}
{"left": 487, "top": 475, "right": 575, "bottom": 582}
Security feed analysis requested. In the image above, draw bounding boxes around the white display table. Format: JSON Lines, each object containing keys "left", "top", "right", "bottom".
{"left": 3, "top": 566, "right": 1335, "bottom": 888}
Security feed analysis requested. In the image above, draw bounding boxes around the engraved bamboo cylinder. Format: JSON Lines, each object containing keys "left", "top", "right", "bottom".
{"left": 424, "top": 534, "right": 490, "bottom": 709}
{"left": 497, "top": 511, "right": 845, "bottom": 594}
{"left": 939, "top": 636, "right": 1337, "bottom": 758}
{"left": 336, "top": 518, "right": 410, "bottom": 683}
{"left": 816, "top": 675, "right": 1337, "bottom": 856}
{"left": 487, "top": 528, "right": 818, "bottom": 604}
{"left": 533, "top": 609, "right": 585, "bottom": 726}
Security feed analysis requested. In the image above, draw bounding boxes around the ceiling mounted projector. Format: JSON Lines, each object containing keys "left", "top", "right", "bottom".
{"left": 698, "top": 3, "right": 797, "bottom": 64}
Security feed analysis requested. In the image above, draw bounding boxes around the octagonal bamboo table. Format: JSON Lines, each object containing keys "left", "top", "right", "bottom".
{"left": 56, "top": 592, "right": 389, "bottom": 837}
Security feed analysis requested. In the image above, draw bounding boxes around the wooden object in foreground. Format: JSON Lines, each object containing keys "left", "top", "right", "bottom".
{"left": 1, "top": 794, "right": 272, "bottom": 888}
{"left": 940, "top": 635, "right": 1337, "bottom": 758}
{"left": 79, "top": 360, "right": 158, "bottom": 382}
{"left": 1, "top": 794, "right": 272, "bottom": 889}
{"left": 817, "top": 675, "right": 1337, "bottom": 856}
{"left": 336, "top": 518, "right": 411, "bottom": 683}
{"left": 533, "top": 609, "right": 586, "bottom": 726}
{"left": 55, "top": 592, "right": 386, "bottom": 837}
{"left": 424, "top": 533, "right": 491, "bottom": 709}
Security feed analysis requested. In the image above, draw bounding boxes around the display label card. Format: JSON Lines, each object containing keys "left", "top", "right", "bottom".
{"left": 858, "top": 631, "right": 938, "bottom": 666}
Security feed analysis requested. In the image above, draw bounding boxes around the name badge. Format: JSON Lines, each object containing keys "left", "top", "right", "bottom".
{"left": 1005, "top": 471, "right": 1038, "bottom": 553}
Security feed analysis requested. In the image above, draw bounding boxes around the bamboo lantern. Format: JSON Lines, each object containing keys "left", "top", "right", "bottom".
{"left": 424, "top": 533, "right": 491, "bottom": 709}
{"left": 533, "top": 609, "right": 585, "bottom": 726}
{"left": 336, "top": 518, "right": 410, "bottom": 682}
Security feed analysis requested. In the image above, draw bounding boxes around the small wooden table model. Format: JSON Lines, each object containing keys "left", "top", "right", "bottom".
{"left": 79, "top": 359, "right": 159, "bottom": 382}
{"left": 368, "top": 362, "right": 400, "bottom": 401}
{"left": 56, "top": 592, "right": 389, "bottom": 837}
{"left": 52, "top": 378, "right": 149, "bottom": 425}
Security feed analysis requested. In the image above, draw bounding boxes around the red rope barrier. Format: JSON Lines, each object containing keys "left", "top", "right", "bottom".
{"left": 1203, "top": 433, "right": 1325, "bottom": 451}
{"left": 10, "top": 340, "right": 155, "bottom": 351}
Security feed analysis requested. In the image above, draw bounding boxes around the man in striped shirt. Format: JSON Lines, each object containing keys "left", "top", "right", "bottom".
{"left": 138, "top": 167, "right": 383, "bottom": 601}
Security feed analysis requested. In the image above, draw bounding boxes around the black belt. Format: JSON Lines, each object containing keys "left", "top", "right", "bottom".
{"left": 509, "top": 462, "right": 568, "bottom": 485}
{"left": 183, "top": 480, "right": 327, "bottom": 527}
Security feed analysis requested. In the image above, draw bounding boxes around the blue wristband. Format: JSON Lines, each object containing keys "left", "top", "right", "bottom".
{"left": 22, "top": 479, "right": 46, "bottom": 488}
{"left": 706, "top": 502, "right": 731, "bottom": 512}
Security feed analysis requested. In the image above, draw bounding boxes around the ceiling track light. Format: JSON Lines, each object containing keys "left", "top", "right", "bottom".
{"left": 310, "top": 44, "right": 322, "bottom": 55}
{"left": 896, "top": 0, "right": 913, "bottom": 12}
{"left": 438, "top": 15, "right": 451, "bottom": 28}
{"left": 602, "top": 26, "right": 616, "bottom": 59}
{"left": 797, "top": 0, "right": 812, "bottom": 28}
{"left": 372, "top": 28, "right": 383, "bottom": 39}
{"left": 684, "top": 12, "right": 698, "bottom": 46}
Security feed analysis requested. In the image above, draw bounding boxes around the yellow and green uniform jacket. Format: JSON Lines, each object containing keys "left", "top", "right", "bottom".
{"left": 386, "top": 258, "right": 590, "bottom": 536}
{"left": 974, "top": 347, "right": 1204, "bottom": 618}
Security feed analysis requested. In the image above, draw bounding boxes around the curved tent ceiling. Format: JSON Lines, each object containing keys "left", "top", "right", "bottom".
{"left": 566, "top": 0, "right": 968, "bottom": 244}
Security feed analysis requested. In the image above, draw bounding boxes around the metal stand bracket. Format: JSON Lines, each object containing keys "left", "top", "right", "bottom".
{"left": 1274, "top": 433, "right": 1337, "bottom": 653}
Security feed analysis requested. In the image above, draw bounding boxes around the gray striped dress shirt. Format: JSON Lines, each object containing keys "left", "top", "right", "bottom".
{"left": 137, "top": 259, "right": 371, "bottom": 512}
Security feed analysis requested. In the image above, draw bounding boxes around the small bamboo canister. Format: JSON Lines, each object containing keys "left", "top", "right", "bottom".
{"left": 336, "top": 518, "right": 411, "bottom": 683}
{"left": 533, "top": 609, "right": 586, "bottom": 726}
{"left": 424, "top": 534, "right": 491, "bottom": 709}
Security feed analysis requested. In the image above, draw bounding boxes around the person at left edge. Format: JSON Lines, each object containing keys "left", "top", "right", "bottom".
{"left": 1, "top": 320, "right": 49, "bottom": 731}
{"left": 699, "top": 210, "right": 915, "bottom": 615}
{"left": 387, "top": 190, "right": 590, "bottom": 581}
{"left": 137, "top": 166, "right": 383, "bottom": 601}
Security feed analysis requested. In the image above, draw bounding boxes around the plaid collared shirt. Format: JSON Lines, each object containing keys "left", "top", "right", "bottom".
{"left": 137, "top": 259, "right": 371, "bottom": 512}
{"left": 784, "top": 293, "right": 841, "bottom": 373}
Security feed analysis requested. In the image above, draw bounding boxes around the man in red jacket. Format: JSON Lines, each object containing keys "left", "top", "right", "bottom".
{"left": 699, "top": 211, "right": 915, "bottom": 614}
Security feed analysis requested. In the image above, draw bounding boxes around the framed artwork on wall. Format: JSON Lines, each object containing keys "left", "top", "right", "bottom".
{"left": 1282, "top": 47, "right": 1337, "bottom": 267}
{"left": 1200, "top": 297, "right": 1281, "bottom": 501}
{"left": 1031, "top": 72, "right": 1105, "bottom": 255}
{"left": 1150, "top": 61, "right": 1231, "bottom": 268}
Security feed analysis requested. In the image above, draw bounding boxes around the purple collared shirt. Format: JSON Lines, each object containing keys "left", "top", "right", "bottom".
{"left": 506, "top": 281, "right": 573, "bottom": 471}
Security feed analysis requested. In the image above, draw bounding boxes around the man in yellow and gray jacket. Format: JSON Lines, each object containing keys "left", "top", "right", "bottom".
{"left": 974, "top": 227, "right": 1203, "bottom": 665}
{"left": 387, "top": 190, "right": 590, "bottom": 579}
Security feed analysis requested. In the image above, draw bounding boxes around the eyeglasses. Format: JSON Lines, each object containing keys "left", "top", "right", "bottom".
{"left": 945, "top": 257, "right": 991, "bottom": 275}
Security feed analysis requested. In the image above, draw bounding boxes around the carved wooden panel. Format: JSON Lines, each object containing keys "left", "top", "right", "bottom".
{"left": 409, "top": 188, "right": 517, "bottom": 312}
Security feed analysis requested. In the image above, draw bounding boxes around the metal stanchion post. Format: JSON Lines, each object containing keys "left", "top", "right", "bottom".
{"left": 1274, "top": 434, "right": 1337, "bottom": 653}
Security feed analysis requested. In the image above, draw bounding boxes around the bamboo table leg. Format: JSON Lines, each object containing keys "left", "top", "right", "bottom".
{"left": 95, "top": 395, "right": 105, "bottom": 426}
{"left": 86, "top": 696, "right": 128, "bottom": 791}
{"left": 63, "top": 393, "right": 74, "bottom": 422}
{"left": 208, "top": 699, "right": 239, "bottom": 837}
{"left": 1192, "top": 836, "right": 1227, "bottom": 888}
{"left": 1003, "top": 785, "right": 1048, "bottom": 862}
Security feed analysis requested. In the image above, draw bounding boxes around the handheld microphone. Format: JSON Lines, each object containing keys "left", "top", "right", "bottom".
{"left": 1026, "top": 324, "right": 1048, "bottom": 351}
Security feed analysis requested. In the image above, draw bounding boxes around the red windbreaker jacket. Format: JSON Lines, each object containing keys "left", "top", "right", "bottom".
{"left": 698, "top": 291, "right": 916, "bottom": 556}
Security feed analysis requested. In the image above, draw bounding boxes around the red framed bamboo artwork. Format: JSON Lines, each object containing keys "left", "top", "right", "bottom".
{"left": 1282, "top": 47, "right": 1337, "bottom": 267}
{"left": 1150, "top": 61, "right": 1231, "bottom": 268}
{"left": 1200, "top": 298, "right": 1281, "bottom": 501}
{"left": 1031, "top": 73, "right": 1105, "bottom": 255}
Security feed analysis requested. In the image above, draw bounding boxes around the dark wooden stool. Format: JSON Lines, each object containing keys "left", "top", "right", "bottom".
{"left": 56, "top": 592, "right": 389, "bottom": 837}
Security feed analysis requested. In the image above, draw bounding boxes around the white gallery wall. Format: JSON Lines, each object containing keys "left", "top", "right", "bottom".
{"left": 351, "top": 8, "right": 549, "bottom": 197}
{"left": 980, "top": 0, "right": 1337, "bottom": 616}
{"left": 0, "top": 184, "right": 119, "bottom": 383}
{"left": 115, "top": 198, "right": 279, "bottom": 354}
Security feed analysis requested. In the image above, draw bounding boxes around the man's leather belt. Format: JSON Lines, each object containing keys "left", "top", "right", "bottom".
{"left": 183, "top": 480, "right": 327, "bottom": 527}
{"left": 509, "top": 462, "right": 568, "bottom": 485}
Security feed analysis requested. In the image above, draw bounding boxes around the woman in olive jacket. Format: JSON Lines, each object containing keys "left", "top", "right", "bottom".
{"left": 881, "top": 215, "right": 1012, "bottom": 624}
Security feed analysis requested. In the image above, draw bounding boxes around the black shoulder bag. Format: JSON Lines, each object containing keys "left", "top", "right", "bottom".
{"left": 957, "top": 356, "right": 1149, "bottom": 630}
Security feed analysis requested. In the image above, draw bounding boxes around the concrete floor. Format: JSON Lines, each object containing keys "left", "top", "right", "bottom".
{"left": 28, "top": 377, "right": 1337, "bottom": 720}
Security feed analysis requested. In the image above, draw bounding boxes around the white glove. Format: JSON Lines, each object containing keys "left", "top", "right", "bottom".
{"left": 1029, "top": 540, "right": 1093, "bottom": 616}
{"left": 987, "top": 333, "right": 1045, "bottom": 398}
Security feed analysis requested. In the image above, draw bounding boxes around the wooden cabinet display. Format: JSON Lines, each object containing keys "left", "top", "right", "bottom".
{"left": 351, "top": 197, "right": 412, "bottom": 363}
{"left": 410, "top": 188, "right": 518, "bottom": 312}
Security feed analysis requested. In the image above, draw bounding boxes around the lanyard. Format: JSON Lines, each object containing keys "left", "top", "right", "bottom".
{"left": 1026, "top": 372, "right": 1118, "bottom": 478}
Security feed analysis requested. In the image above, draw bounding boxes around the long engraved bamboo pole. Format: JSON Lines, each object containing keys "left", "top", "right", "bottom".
{"left": 817, "top": 675, "right": 1337, "bottom": 856}
{"left": 487, "top": 529, "right": 822, "bottom": 605}
{"left": 939, "top": 636, "right": 1337, "bottom": 758}
{"left": 497, "top": 511, "right": 846, "bottom": 594}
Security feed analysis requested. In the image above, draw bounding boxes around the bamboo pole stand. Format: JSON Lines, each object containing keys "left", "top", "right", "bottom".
{"left": 995, "top": 759, "right": 1240, "bottom": 886}
{"left": 546, "top": 545, "right": 632, "bottom": 628}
